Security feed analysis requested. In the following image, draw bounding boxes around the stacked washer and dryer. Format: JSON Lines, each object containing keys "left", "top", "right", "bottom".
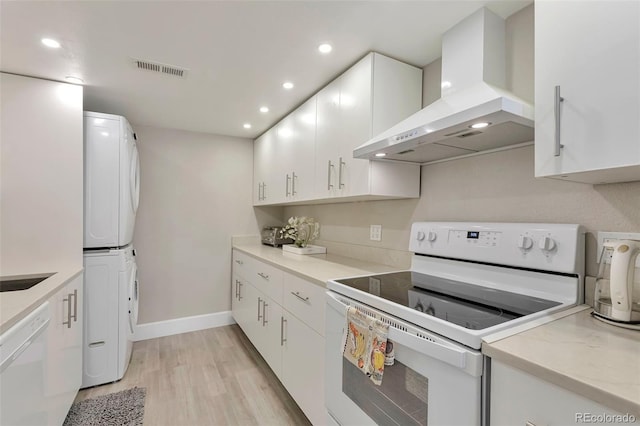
{"left": 82, "top": 111, "right": 140, "bottom": 388}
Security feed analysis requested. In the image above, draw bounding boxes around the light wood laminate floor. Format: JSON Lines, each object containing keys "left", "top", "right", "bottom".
{"left": 75, "top": 325, "right": 312, "bottom": 426}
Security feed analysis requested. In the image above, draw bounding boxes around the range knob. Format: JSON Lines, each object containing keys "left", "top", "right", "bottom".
{"left": 517, "top": 235, "right": 533, "bottom": 250}
{"left": 427, "top": 231, "right": 437, "bottom": 242}
{"left": 416, "top": 231, "right": 426, "bottom": 241}
{"left": 538, "top": 236, "right": 557, "bottom": 251}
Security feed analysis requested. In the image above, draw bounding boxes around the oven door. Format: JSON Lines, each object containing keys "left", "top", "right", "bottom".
{"left": 325, "top": 290, "right": 484, "bottom": 426}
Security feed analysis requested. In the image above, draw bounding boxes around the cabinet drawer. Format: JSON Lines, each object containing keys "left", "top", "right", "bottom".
{"left": 232, "top": 250, "right": 252, "bottom": 280}
{"left": 283, "top": 273, "right": 326, "bottom": 336}
{"left": 251, "top": 261, "right": 284, "bottom": 304}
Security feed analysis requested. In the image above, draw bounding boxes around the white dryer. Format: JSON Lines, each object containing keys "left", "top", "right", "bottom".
{"left": 84, "top": 111, "right": 140, "bottom": 249}
{"left": 82, "top": 245, "right": 139, "bottom": 388}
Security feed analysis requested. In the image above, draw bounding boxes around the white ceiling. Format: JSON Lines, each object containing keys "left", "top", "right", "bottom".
{"left": 0, "top": 1, "right": 531, "bottom": 139}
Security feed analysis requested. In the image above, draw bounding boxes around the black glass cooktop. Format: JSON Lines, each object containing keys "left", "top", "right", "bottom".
{"left": 334, "top": 271, "right": 561, "bottom": 330}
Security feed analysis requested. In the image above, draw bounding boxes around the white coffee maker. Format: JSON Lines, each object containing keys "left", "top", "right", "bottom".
{"left": 593, "top": 240, "right": 640, "bottom": 330}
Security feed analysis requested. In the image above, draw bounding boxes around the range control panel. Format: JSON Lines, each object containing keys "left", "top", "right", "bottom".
{"left": 409, "top": 222, "right": 584, "bottom": 275}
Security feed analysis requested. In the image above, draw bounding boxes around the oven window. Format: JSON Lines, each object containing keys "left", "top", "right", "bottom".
{"left": 343, "top": 358, "right": 428, "bottom": 426}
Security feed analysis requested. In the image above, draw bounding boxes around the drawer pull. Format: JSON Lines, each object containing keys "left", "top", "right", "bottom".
{"left": 262, "top": 301, "right": 268, "bottom": 326}
{"left": 257, "top": 272, "right": 270, "bottom": 280}
{"left": 235, "top": 260, "right": 244, "bottom": 265}
{"left": 291, "top": 291, "right": 310, "bottom": 302}
{"left": 280, "top": 317, "right": 287, "bottom": 346}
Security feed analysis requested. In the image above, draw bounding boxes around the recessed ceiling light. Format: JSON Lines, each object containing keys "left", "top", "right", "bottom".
{"left": 282, "top": 82, "right": 294, "bottom": 90}
{"left": 41, "top": 38, "right": 61, "bottom": 48}
{"left": 259, "top": 106, "right": 269, "bottom": 113}
{"left": 65, "top": 76, "right": 84, "bottom": 84}
{"left": 375, "top": 153, "right": 387, "bottom": 158}
{"left": 441, "top": 81, "right": 452, "bottom": 89}
{"left": 318, "top": 43, "right": 332, "bottom": 54}
{"left": 470, "top": 122, "right": 491, "bottom": 129}
{"left": 101, "top": 132, "right": 109, "bottom": 137}
{"left": 243, "top": 123, "right": 252, "bottom": 129}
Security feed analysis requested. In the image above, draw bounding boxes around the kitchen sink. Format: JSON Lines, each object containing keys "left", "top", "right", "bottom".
{"left": 0, "top": 273, "right": 54, "bottom": 292}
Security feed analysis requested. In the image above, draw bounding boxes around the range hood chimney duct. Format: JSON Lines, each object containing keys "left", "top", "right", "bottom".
{"left": 354, "top": 8, "right": 534, "bottom": 163}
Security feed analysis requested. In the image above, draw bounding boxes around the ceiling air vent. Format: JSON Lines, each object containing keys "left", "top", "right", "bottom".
{"left": 133, "top": 58, "right": 189, "bottom": 78}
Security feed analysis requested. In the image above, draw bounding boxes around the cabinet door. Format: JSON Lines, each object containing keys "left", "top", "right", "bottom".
{"left": 45, "top": 275, "right": 83, "bottom": 426}
{"left": 337, "top": 54, "right": 373, "bottom": 196}
{"left": 253, "top": 129, "right": 279, "bottom": 205}
{"left": 491, "top": 360, "right": 632, "bottom": 426}
{"left": 234, "top": 277, "right": 261, "bottom": 345}
{"left": 534, "top": 1, "right": 640, "bottom": 183}
{"left": 315, "top": 78, "right": 342, "bottom": 199}
{"left": 257, "top": 295, "right": 283, "bottom": 379}
{"left": 282, "top": 97, "right": 316, "bottom": 202}
{"left": 281, "top": 313, "right": 325, "bottom": 426}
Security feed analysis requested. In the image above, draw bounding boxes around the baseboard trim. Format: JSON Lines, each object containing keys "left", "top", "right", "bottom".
{"left": 133, "top": 311, "right": 236, "bottom": 341}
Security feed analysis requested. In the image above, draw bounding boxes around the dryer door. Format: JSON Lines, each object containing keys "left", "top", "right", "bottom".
{"left": 118, "top": 122, "right": 139, "bottom": 247}
{"left": 128, "top": 262, "right": 139, "bottom": 334}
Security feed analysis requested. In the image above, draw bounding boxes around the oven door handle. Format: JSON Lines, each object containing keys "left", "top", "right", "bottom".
{"left": 326, "top": 291, "right": 483, "bottom": 377}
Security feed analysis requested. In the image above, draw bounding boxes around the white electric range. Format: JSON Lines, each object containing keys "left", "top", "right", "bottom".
{"left": 325, "top": 222, "right": 584, "bottom": 426}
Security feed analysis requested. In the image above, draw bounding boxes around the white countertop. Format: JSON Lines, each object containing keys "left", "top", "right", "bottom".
{"left": 232, "top": 242, "right": 402, "bottom": 287}
{"left": 483, "top": 307, "right": 640, "bottom": 417}
{"left": 0, "top": 268, "right": 83, "bottom": 333}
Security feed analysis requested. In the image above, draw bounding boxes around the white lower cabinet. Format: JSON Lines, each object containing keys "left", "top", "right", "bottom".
{"left": 490, "top": 360, "right": 635, "bottom": 426}
{"left": 281, "top": 311, "right": 325, "bottom": 426}
{"left": 45, "top": 274, "right": 83, "bottom": 425}
{"left": 231, "top": 250, "right": 326, "bottom": 424}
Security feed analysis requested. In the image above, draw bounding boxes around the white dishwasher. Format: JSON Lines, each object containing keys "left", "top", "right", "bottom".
{"left": 0, "top": 302, "right": 50, "bottom": 425}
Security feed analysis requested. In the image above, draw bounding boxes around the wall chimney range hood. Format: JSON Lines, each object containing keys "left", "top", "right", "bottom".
{"left": 354, "top": 8, "right": 534, "bottom": 164}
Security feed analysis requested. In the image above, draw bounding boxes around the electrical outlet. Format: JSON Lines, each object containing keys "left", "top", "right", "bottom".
{"left": 370, "top": 225, "right": 382, "bottom": 241}
{"left": 596, "top": 232, "right": 640, "bottom": 266}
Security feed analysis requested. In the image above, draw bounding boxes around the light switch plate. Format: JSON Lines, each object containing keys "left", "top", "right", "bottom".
{"left": 370, "top": 225, "right": 382, "bottom": 241}
{"left": 596, "top": 231, "right": 640, "bottom": 266}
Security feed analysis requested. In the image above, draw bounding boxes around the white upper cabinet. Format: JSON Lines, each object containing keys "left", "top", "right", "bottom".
{"left": 254, "top": 52, "right": 422, "bottom": 206}
{"left": 315, "top": 52, "right": 422, "bottom": 201}
{"left": 279, "top": 97, "right": 317, "bottom": 203}
{"left": 253, "top": 128, "right": 278, "bottom": 205}
{"left": 534, "top": 0, "right": 640, "bottom": 184}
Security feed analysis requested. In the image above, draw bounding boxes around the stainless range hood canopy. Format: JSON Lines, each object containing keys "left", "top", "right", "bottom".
{"left": 354, "top": 8, "right": 534, "bottom": 164}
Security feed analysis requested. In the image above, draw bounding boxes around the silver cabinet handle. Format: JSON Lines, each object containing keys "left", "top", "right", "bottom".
{"left": 280, "top": 316, "right": 287, "bottom": 346}
{"left": 235, "top": 259, "right": 243, "bottom": 265}
{"left": 262, "top": 182, "right": 266, "bottom": 200}
{"left": 291, "top": 172, "right": 297, "bottom": 196}
{"left": 72, "top": 289, "right": 78, "bottom": 322}
{"left": 63, "top": 293, "right": 72, "bottom": 328}
{"left": 290, "top": 291, "right": 310, "bottom": 302}
{"left": 554, "top": 85, "right": 564, "bottom": 156}
{"left": 286, "top": 174, "right": 291, "bottom": 197}
{"left": 238, "top": 282, "right": 243, "bottom": 300}
{"left": 338, "top": 157, "right": 345, "bottom": 188}
{"left": 262, "top": 300, "right": 268, "bottom": 326}
{"left": 257, "top": 297, "right": 263, "bottom": 321}
{"left": 257, "top": 272, "right": 269, "bottom": 281}
{"left": 234, "top": 279, "right": 240, "bottom": 299}
{"left": 258, "top": 182, "right": 262, "bottom": 201}
{"left": 327, "top": 160, "right": 334, "bottom": 189}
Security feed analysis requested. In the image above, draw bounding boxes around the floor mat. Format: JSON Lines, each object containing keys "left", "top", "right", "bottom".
{"left": 63, "top": 387, "right": 146, "bottom": 426}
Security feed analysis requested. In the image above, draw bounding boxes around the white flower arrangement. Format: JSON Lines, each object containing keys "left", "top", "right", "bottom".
{"left": 280, "top": 216, "right": 320, "bottom": 248}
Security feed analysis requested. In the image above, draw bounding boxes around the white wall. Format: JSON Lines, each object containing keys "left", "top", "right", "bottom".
{"left": 283, "top": 4, "right": 640, "bottom": 276}
{"left": 0, "top": 73, "right": 83, "bottom": 275}
{"left": 132, "top": 125, "right": 281, "bottom": 324}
